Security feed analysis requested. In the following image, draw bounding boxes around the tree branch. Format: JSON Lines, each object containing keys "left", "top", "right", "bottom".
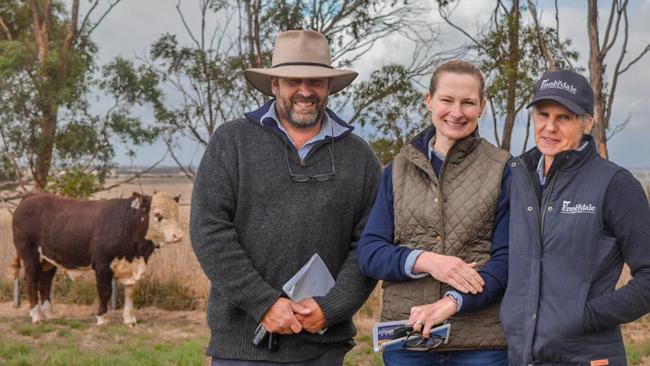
{"left": 438, "top": 4, "right": 486, "bottom": 53}
{"left": 489, "top": 98, "right": 501, "bottom": 146}
{"left": 87, "top": 0, "right": 123, "bottom": 35}
{"left": 604, "top": 6, "right": 629, "bottom": 128}
{"left": 618, "top": 44, "right": 650, "bottom": 74}
{"left": 554, "top": 0, "right": 574, "bottom": 68}
{"left": 527, "top": 0, "right": 557, "bottom": 71}
{"left": 163, "top": 136, "right": 195, "bottom": 180}
{"left": 79, "top": 0, "right": 99, "bottom": 33}
{"left": 0, "top": 16, "right": 12, "bottom": 40}
{"left": 602, "top": 0, "right": 625, "bottom": 58}
{"left": 606, "top": 114, "right": 630, "bottom": 141}
{"left": 97, "top": 151, "right": 169, "bottom": 193}
{"left": 63, "top": 0, "right": 79, "bottom": 50}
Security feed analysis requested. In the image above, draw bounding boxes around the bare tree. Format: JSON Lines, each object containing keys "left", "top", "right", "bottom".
{"left": 587, "top": 0, "right": 650, "bottom": 159}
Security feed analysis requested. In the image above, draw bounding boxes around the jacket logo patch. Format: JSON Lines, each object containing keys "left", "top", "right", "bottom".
{"left": 590, "top": 359, "right": 609, "bottom": 366}
{"left": 561, "top": 200, "right": 596, "bottom": 215}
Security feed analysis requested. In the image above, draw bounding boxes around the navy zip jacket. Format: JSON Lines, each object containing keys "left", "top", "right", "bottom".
{"left": 501, "top": 135, "right": 650, "bottom": 365}
{"left": 357, "top": 127, "right": 510, "bottom": 312}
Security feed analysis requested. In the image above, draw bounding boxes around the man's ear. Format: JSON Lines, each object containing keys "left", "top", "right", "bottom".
{"left": 271, "top": 78, "right": 279, "bottom": 96}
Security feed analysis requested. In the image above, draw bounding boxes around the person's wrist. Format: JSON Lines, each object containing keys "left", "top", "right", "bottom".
{"left": 422, "top": 252, "right": 439, "bottom": 272}
{"left": 444, "top": 293, "right": 460, "bottom": 313}
{"left": 414, "top": 251, "right": 431, "bottom": 273}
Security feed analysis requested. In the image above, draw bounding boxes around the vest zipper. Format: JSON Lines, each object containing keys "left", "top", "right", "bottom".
{"left": 518, "top": 158, "right": 542, "bottom": 363}
{"left": 519, "top": 156, "right": 562, "bottom": 364}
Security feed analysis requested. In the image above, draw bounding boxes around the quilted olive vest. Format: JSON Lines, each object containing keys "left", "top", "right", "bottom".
{"left": 382, "top": 133, "right": 509, "bottom": 350}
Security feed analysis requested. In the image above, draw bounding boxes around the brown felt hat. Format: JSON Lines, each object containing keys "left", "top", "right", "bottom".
{"left": 244, "top": 30, "right": 358, "bottom": 96}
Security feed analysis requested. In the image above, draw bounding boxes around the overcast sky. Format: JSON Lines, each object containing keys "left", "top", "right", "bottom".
{"left": 80, "top": 0, "right": 650, "bottom": 169}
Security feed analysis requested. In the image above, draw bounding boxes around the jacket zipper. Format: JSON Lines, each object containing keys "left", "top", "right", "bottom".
{"left": 519, "top": 156, "right": 562, "bottom": 364}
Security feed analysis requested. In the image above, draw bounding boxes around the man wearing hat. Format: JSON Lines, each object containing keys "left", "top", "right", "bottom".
{"left": 190, "top": 30, "right": 381, "bottom": 365}
{"left": 500, "top": 69, "right": 650, "bottom": 365}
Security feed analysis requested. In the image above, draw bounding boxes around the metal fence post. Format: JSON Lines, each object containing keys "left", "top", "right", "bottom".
{"left": 13, "top": 278, "right": 20, "bottom": 308}
{"left": 111, "top": 278, "right": 117, "bottom": 310}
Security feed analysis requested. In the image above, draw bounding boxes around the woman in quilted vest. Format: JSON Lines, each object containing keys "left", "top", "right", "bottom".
{"left": 358, "top": 60, "right": 511, "bottom": 366}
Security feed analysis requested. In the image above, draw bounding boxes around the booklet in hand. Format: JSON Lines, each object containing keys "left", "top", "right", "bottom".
{"left": 282, "top": 253, "right": 335, "bottom": 302}
{"left": 253, "top": 253, "right": 335, "bottom": 348}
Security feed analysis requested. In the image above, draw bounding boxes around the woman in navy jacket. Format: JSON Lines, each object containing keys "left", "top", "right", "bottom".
{"left": 501, "top": 69, "right": 650, "bottom": 365}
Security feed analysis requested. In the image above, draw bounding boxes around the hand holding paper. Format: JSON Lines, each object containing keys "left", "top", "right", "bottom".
{"left": 253, "top": 254, "right": 336, "bottom": 348}
{"left": 260, "top": 298, "right": 309, "bottom": 334}
{"left": 295, "top": 298, "right": 326, "bottom": 333}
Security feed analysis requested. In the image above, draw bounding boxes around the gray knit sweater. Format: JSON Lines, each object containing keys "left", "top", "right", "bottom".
{"left": 190, "top": 108, "right": 381, "bottom": 362}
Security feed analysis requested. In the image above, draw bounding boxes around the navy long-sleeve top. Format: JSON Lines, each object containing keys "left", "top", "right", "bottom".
{"left": 357, "top": 133, "right": 510, "bottom": 313}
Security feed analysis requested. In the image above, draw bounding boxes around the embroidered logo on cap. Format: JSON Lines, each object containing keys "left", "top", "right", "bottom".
{"left": 540, "top": 79, "right": 578, "bottom": 95}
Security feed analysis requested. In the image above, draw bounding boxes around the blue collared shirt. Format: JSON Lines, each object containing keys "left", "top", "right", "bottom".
{"left": 260, "top": 101, "right": 348, "bottom": 159}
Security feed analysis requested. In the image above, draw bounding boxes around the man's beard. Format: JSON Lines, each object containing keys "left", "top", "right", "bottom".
{"left": 278, "top": 94, "right": 327, "bottom": 129}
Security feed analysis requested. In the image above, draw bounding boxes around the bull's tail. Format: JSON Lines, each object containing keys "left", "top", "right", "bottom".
{"left": 9, "top": 255, "right": 21, "bottom": 281}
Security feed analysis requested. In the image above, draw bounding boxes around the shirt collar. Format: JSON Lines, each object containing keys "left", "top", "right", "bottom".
{"left": 260, "top": 101, "right": 347, "bottom": 142}
{"left": 427, "top": 136, "right": 446, "bottom": 162}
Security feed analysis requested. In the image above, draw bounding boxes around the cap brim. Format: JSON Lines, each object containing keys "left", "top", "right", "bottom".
{"left": 244, "top": 65, "right": 358, "bottom": 96}
{"left": 526, "top": 95, "right": 587, "bottom": 115}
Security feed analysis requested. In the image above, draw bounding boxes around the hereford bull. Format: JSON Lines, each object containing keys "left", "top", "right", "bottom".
{"left": 11, "top": 191, "right": 184, "bottom": 326}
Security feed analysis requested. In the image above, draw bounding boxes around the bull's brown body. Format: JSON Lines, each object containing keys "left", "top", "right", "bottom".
{"left": 12, "top": 192, "right": 183, "bottom": 325}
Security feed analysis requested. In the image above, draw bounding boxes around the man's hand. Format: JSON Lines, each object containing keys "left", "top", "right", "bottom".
{"left": 295, "top": 298, "right": 326, "bottom": 334}
{"left": 413, "top": 252, "right": 484, "bottom": 294}
{"left": 409, "top": 296, "right": 457, "bottom": 338}
{"left": 261, "top": 298, "right": 311, "bottom": 334}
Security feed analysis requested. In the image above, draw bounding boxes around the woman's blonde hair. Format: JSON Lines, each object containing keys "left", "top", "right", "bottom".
{"left": 429, "top": 60, "right": 486, "bottom": 101}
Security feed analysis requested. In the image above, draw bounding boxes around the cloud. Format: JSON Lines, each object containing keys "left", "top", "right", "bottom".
{"left": 77, "top": 0, "right": 650, "bottom": 168}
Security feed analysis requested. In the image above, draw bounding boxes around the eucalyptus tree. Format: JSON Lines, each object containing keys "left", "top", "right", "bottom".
{"left": 0, "top": 0, "right": 161, "bottom": 197}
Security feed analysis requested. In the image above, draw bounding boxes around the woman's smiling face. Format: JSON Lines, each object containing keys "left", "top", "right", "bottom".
{"left": 426, "top": 72, "right": 484, "bottom": 149}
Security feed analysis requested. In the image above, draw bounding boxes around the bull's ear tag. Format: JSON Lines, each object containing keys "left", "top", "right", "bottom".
{"left": 131, "top": 199, "right": 140, "bottom": 209}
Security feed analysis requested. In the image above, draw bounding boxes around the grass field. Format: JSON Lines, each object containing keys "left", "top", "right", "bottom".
{"left": 0, "top": 301, "right": 649, "bottom": 366}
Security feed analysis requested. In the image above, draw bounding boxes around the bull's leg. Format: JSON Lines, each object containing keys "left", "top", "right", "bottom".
{"left": 95, "top": 267, "right": 113, "bottom": 326}
{"left": 38, "top": 265, "right": 57, "bottom": 319}
{"left": 22, "top": 257, "right": 42, "bottom": 324}
{"left": 123, "top": 284, "right": 137, "bottom": 327}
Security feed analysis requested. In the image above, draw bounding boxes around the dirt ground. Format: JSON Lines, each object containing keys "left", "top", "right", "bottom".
{"left": 0, "top": 300, "right": 208, "bottom": 343}
{"left": 0, "top": 301, "right": 381, "bottom": 366}
{"left": 2, "top": 301, "right": 649, "bottom": 365}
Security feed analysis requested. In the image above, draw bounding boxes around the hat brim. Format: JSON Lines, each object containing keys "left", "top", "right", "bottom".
{"left": 526, "top": 95, "right": 587, "bottom": 116}
{"left": 244, "top": 65, "right": 358, "bottom": 96}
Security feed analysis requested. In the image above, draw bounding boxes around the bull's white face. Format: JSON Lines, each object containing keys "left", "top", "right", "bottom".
{"left": 144, "top": 192, "right": 184, "bottom": 247}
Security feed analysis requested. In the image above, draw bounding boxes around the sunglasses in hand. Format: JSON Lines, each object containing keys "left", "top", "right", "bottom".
{"left": 391, "top": 325, "right": 446, "bottom": 352}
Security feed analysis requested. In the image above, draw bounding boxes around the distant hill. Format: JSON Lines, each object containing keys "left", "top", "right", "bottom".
{"left": 113, "top": 166, "right": 187, "bottom": 176}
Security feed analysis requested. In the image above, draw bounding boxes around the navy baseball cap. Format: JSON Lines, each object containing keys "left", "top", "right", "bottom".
{"left": 527, "top": 69, "right": 594, "bottom": 116}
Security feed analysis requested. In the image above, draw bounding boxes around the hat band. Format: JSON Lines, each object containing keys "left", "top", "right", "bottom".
{"left": 272, "top": 62, "right": 333, "bottom": 69}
